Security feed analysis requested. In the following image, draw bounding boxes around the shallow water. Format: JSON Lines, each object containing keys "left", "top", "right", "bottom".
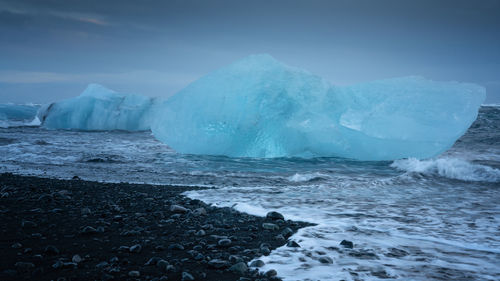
{"left": 0, "top": 106, "right": 499, "bottom": 280}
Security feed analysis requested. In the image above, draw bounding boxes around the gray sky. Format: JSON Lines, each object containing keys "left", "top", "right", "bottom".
{"left": 1, "top": 0, "right": 499, "bottom": 103}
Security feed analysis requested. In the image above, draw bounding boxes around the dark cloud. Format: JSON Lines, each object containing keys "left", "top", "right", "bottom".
{"left": 1, "top": 0, "right": 499, "bottom": 103}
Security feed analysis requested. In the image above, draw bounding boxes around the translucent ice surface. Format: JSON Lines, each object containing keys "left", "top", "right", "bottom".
{"left": 41, "top": 84, "right": 155, "bottom": 131}
{"left": 152, "top": 54, "right": 485, "bottom": 160}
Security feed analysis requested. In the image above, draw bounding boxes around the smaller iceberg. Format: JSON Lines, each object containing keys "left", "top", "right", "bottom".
{"left": 40, "top": 84, "right": 156, "bottom": 131}
{"left": 0, "top": 103, "right": 40, "bottom": 128}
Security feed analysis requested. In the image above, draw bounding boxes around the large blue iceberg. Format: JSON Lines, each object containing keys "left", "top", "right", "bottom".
{"left": 151, "top": 54, "right": 485, "bottom": 160}
{"left": 40, "top": 54, "right": 485, "bottom": 160}
{"left": 41, "top": 84, "right": 156, "bottom": 131}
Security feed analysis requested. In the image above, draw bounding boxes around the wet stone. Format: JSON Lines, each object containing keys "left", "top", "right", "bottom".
{"left": 250, "top": 260, "right": 265, "bottom": 267}
{"left": 182, "top": 271, "right": 195, "bottom": 281}
{"left": 229, "top": 262, "right": 248, "bottom": 274}
{"left": 44, "top": 245, "right": 60, "bottom": 255}
{"left": 262, "top": 223, "right": 279, "bottom": 231}
{"left": 128, "top": 270, "right": 140, "bottom": 277}
{"left": 129, "top": 244, "right": 142, "bottom": 253}
{"left": 318, "top": 256, "right": 333, "bottom": 264}
{"left": 287, "top": 241, "right": 300, "bottom": 247}
{"left": 266, "top": 211, "right": 284, "bottom": 220}
{"left": 340, "top": 240, "right": 354, "bottom": 248}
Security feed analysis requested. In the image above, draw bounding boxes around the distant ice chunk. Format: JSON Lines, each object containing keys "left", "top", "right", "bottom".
{"left": 152, "top": 54, "right": 485, "bottom": 160}
{"left": 0, "top": 103, "right": 40, "bottom": 128}
{"left": 41, "top": 84, "right": 155, "bottom": 131}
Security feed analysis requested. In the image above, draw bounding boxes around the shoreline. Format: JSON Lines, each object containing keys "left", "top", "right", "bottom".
{"left": 0, "top": 173, "right": 313, "bottom": 280}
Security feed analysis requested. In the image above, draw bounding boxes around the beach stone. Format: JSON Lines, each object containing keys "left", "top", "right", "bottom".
{"left": 81, "top": 226, "right": 98, "bottom": 235}
{"left": 281, "top": 227, "right": 293, "bottom": 238}
{"left": 81, "top": 207, "right": 91, "bottom": 215}
{"left": 96, "top": 261, "right": 108, "bottom": 269}
{"left": 266, "top": 269, "right": 277, "bottom": 277}
{"left": 21, "top": 220, "right": 37, "bottom": 228}
{"left": 128, "top": 271, "right": 140, "bottom": 277}
{"left": 182, "top": 272, "right": 195, "bottom": 281}
{"left": 11, "top": 242, "right": 22, "bottom": 249}
{"left": 44, "top": 245, "right": 60, "bottom": 255}
{"left": 266, "top": 211, "right": 284, "bottom": 220}
{"left": 72, "top": 254, "right": 82, "bottom": 263}
{"left": 262, "top": 223, "right": 279, "bottom": 231}
{"left": 15, "top": 262, "right": 35, "bottom": 272}
{"left": 157, "top": 259, "right": 169, "bottom": 270}
{"left": 229, "top": 262, "right": 248, "bottom": 274}
{"left": 319, "top": 256, "right": 333, "bottom": 264}
{"left": 218, "top": 238, "right": 232, "bottom": 247}
{"left": 193, "top": 207, "right": 207, "bottom": 216}
{"left": 287, "top": 241, "right": 300, "bottom": 247}
{"left": 340, "top": 240, "right": 354, "bottom": 248}
{"left": 207, "top": 259, "right": 230, "bottom": 269}
{"left": 250, "top": 260, "right": 265, "bottom": 267}
{"left": 129, "top": 244, "right": 142, "bottom": 253}
{"left": 145, "top": 257, "right": 161, "bottom": 266}
{"left": 195, "top": 230, "right": 206, "bottom": 236}
{"left": 168, "top": 243, "right": 184, "bottom": 250}
{"left": 170, "top": 205, "right": 188, "bottom": 213}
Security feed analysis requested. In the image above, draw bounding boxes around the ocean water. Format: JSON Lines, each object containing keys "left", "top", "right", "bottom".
{"left": 0, "top": 105, "right": 499, "bottom": 280}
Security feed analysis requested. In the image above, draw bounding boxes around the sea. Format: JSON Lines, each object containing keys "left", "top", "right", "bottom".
{"left": 1, "top": 104, "right": 499, "bottom": 280}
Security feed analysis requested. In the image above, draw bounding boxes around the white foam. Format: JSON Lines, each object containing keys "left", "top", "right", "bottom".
{"left": 287, "top": 172, "right": 326, "bottom": 182}
{"left": 391, "top": 157, "right": 500, "bottom": 182}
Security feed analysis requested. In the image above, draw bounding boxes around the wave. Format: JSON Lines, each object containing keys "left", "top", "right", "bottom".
{"left": 287, "top": 172, "right": 327, "bottom": 182}
{"left": 391, "top": 157, "right": 500, "bottom": 182}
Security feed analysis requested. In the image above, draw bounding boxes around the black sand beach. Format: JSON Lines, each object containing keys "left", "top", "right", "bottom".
{"left": 0, "top": 173, "right": 312, "bottom": 280}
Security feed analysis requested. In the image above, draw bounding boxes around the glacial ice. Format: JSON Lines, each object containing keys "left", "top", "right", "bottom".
{"left": 151, "top": 54, "right": 485, "bottom": 160}
{"left": 41, "top": 84, "right": 155, "bottom": 131}
{"left": 38, "top": 54, "right": 485, "bottom": 160}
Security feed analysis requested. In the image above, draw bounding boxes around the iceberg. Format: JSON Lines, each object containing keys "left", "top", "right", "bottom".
{"left": 41, "top": 84, "right": 156, "bottom": 131}
{"left": 151, "top": 54, "right": 485, "bottom": 160}
{"left": 0, "top": 103, "right": 40, "bottom": 128}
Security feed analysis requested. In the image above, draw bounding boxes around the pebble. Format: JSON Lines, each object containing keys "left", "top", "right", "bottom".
{"left": 44, "top": 245, "right": 60, "bottom": 255}
{"left": 128, "top": 270, "right": 140, "bottom": 277}
{"left": 81, "top": 226, "right": 98, "bottom": 235}
{"left": 181, "top": 272, "right": 195, "bottom": 281}
{"left": 218, "top": 238, "right": 232, "bottom": 247}
{"left": 281, "top": 227, "right": 293, "bottom": 238}
{"left": 72, "top": 254, "right": 82, "bottom": 263}
{"left": 11, "top": 242, "right": 22, "bottom": 249}
{"left": 266, "top": 211, "right": 284, "bottom": 220}
{"left": 195, "top": 229, "right": 206, "bottom": 236}
{"left": 207, "top": 259, "right": 231, "bottom": 269}
{"left": 168, "top": 243, "right": 184, "bottom": 250}
{"left": 319, "top": 256, "right": 333, "bottom": 264}
{"left": 250, "top": 260, "right": 265, "bottom": 267}
{"left": 15, "top": 262, "right": 35, "bottom": 272}
{"left": 262, "top": 223, "right": 279, "bottom": 231}
{"left": 193, "top": 207, "right": 207, "bottom": 216}
{"left": 129, "top": 244, "right": 142, "bottom": 253}
{"left": 229, "top": 262, "right": 248, "bottom": 274}
{"left": 170, "top": 205, "right": 188, "bottom": 213}
{"left": 340, "top": 240, "right": 354, "bottom": 248}
{"left": 287, "top": 241, "right": 300, "bottom": 247}
{"left": 265, "top": 269, "right": 277, "bottom": 277}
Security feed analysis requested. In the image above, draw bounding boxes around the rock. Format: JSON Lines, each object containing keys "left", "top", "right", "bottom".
{"left": 21, "top": 220, "right": 37, "bottom": 228}
{"left": 15, "top": 262, "right": 35, "bottom": 272}
{"left": 265, "top": 269, "right": 277, "bottom": 277}
{"left": 318, "top": 256, "right": 333, "bottom": 264}
{"left": 207, "top": 259, "right": 231, "bottom": 269}
{"left": 266, "top": 211, "right": 284, "bottom": 220}
{"left": 129, "top": 244, "right": 142, "bottom": 253}
{"left": 193, "top": 253, "right": 204, "bottom": 261}
{"left": 287, "top": 241, "right": 300, "bottom": 247}
{"left": 128, "top": 271, "right": 140, "bottom": 277}
{"left": 218, "top": 238, "right": 232, "bottom": 247}
{"left": 157, "top": 259, "right": 169, "bottom": 270}
{"left": 109, "top": 256, "right": 119, "bottom": 263}
{"left": 260, "top": 246, "right": 271, "bottom": 256}
{"left": 340, "top": 240, "right": 354, "bottom": 249}
{"left": 281, "top": 227, "right": 293, "bottom": 238}
{"left": 168, "top": 243, "right": 184, "bottom": 250}
{"left": 275, "top": 234, "right": 285, "bottom": 242}
{"left": 170, "top": 205, "right": 188, "bottom": 213}
{"left": 250, "top": 260, "right": 265, "bottom": 267}
{"left": 182, "top": 272, "right": 195, "bottom": 281}
{"left": 44, "top": 245, "right": 60, "bottom": 255}
{"left": 11, "top": 242, "right": 22, "bottom": 249}
{"left": 72, "top": 254, "right": 82, "bottom": 263}
{"left": 229, "top": 262, "right": 248, "bottom": 274}
{"left": 81, "top": 226, "right": 98, "bottom": 235}
{"left": 193, "top": 207, "right": 207, "bottom": 216}
{"left": 96, "top": 261, "right": 109, "bottom": 269}
{"left": 145, "top": 257, "right": 161, "bottom": 266}
{"left": 81, "top": 207, "right": 91, "bottom": 215}
{"left": 195, "top": 230, "right": 206, "bottom": 236}
{"left": 262, "top": 223, "right": 279, "bottom": 231}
